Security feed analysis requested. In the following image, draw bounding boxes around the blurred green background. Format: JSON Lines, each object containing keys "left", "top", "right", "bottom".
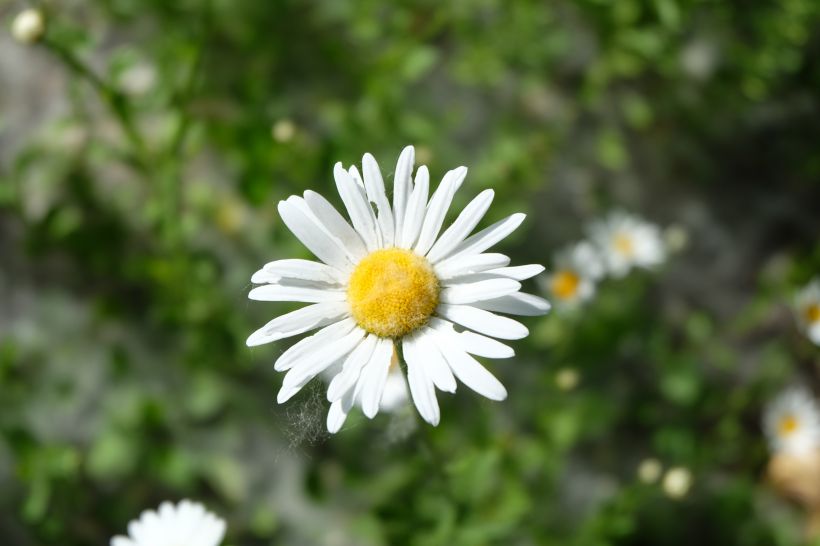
{"left": 2, "top": 0, "right": 820, "bottom": 544}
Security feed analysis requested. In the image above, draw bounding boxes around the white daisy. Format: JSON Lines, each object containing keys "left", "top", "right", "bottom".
{"left": 764, "top": 387, "right": 820, "bottom": 456}
{"left": 111, "top": 500, "right": 226, "bottom": 546}
{"left": 542, "top": 241, "right": 604, "bottom": 306}
{"left": 247, "top": 146, "right": 550, "bottom": 432}
{"left": 795, "top": 279, "right": 820, "bottom": 346}
{"left": 588, "top": 211, "right": 665, "bottom": 278}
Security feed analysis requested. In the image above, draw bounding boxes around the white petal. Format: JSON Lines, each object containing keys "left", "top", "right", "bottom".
{"left": 334, "top": 163, "right": 379, "bottom": 251}
{"left": 429, "top": 317, "right": 514, "bottom": 358}
{"left": 362, "top": 153, "right": 395, "bottom": 246}
{"left": 433, "top": 333, "right": 507, "bottom": 401}
{"left": 403, "top": 332, "right": 440, "bottom": 425}
{"left": 447, "top": 212, "right": 525, "bottom": 259}
{"left": 471, "top": 292, "right": 551, "bottom": 316}
{"left": 398, "top": 166, "right": 430, "bottom": 248}
{"left": 484, "top": 264, "right": 545, "bottom": 281}
{"left": 278, "top": 198, "right": 352, "bottom": 270}
{"left": 380, "top": 366, "right": 410, "bottom": 411}
{"left": 440, "top": 278, "right": 521, "bottom": 304}
{"left": 327, "top": 334, "right": 379, "bottom": 401}
{"left": 327, "top": 397, "right": 350, "bottom": 434}
{"left": 413, "top": 328, "right": 457, "bottom": 393}
{"left": 246, "top": 302, "right": 349, "bottom": 347}
{"left": 251, "top": 258, "right": 345, "bottom": 285}
{"left": 434, "top": 253, "right": 510, "bottom": 280}
{"left": 303, "top": 190, "right": 368, "bottom": 260}
{"left": 111, "top": 537, "right": 135, "bottom": 546}
{"left": 413, "top": 166, "right": 468, "bottom": 256}
{"left": 248, "top": 283, "right": 345, "bottom": 303}
{"left": 274, "top": 318, "right": 356, "bottom": 372}
{"left": 393, "top": 145, "right": 415, "bottom": 239}
{"left": 278, "top": 328, "right": 366, "bottom": 403}
{"left": 357, "top": 339, "right": 395, "bottom": 419}
{"left": 426, "top": 189, "right": 494, "bottom": 263}
{"left": 437, "top": 303, "right": 528, "bottom": 339}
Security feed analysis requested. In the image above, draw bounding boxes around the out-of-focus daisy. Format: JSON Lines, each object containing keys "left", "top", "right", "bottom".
{"left": 764, "top": 387, "right": 820, "bottom": 456}
{"left": 542, "top": 241, "right": 604, "bottom": 306}
{"left": 795, "top": 279, "right": 820, "bottom": 346}
{"left": 588, "top": 211, "right": 665, "bottom": 278}
{"left": 247, "top": 146, "right": 550, "bottom": 432}
{"left": 111, "top": 500, "right": 225, "bottom": 546}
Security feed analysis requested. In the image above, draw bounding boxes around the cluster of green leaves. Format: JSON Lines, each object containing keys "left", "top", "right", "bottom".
{"left": 2, "top": 0, "right": 820, "bottom": 544}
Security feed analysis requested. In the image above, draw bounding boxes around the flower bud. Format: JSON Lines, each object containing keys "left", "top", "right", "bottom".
{"left": 662, "top": 466, "right": 692, "bottom": 499}
{"left": 12, "top": 9, "right": 45, "bottom": 45}
{"left": 637, "top": 458, "right": 662, "bottom": 484}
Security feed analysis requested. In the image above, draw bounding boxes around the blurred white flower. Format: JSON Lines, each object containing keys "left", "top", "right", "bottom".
{"left": 637, "top": 458, "right": 662, "bottom": 484}
{"left": 764, "top": 386, "right": 820, "bottom": 456}
{"left": 554, "top": 367, "right": 580, "bottom": 391}
{"left": 662, "top": 467, "right": 692, "bottom": 499}
{"left": 588, "top": 211, "right": 665, "bottom": 278}
{"left": 542, "top": 241, "right": 604, "bottom": 306}
{"left": 246, "top": 146, "right": 549, "bottom": 432}
{"left": 111, "top": 500, "right": 225, "bottom": 546}
{"left": 12, "top": 9, "right": 45, "bottom": 44}
{"left": 272, "top": 119, "right": 296, "bottom": 143}
{"left": 795, "top": 279, "right": 820, "bottom": 346}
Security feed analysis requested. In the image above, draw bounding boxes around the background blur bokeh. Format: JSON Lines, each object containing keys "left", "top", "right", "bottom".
{"left": 2, "top": 0, "right": 820, "bottom": 544}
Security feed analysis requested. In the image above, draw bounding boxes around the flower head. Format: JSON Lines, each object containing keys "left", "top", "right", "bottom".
{"left": 588, "top": 211, "right": 665, "bottom": 278}
{"left": 543, "top": 241, "right": 604, "bottom": 306}
{"left": 795, "top": 279, "right": 820, "bottom": 346}
{"left": 764, "top": 387, "right": 820, "bottom": 456}
{"left": 248, "top": 146, "right": 550, "bottom": 432}
{"left": 12, "top": 9, "right": 45, "bottom": 44}
{"left": 111, "top": 500, "right": 225, "bottom": 546}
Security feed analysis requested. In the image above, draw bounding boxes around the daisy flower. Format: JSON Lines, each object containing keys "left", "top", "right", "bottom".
{"left": 795, "top": 279, "right": 820, "bottom": 346}
{"left": 247, "top": 146, "right": 550, "bottom": 432}
{"left": 763, "top": 387, "right": 820, "bottom": 456}
{"left": 542, "top": 241, "right": 604, "bottom": 307}
{"left": 588, "top": 211, "right": 665, "bottom": 278}
{"left": 111, "top": 500, "right": 225, "bottom": 546}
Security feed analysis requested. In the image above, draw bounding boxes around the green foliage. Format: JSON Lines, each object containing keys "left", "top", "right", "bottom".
{"left": 2, "top": 0, "right": 820, "bottom": 544}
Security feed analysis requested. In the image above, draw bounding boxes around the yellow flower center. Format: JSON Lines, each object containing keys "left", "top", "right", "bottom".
{"left": 613, "top": 233, "right": 635, "bottom": 257}
{"left": 347, "top": 248, "right": 439, "bottom": 338}
{"left": 779, "top": 414, "right": 799, "bottom": 437}
{"left": 805, "top": 304, "right": 820, "bottom": 324}
{"left": 551, "top": 270, "right": 581, "bottom": 300}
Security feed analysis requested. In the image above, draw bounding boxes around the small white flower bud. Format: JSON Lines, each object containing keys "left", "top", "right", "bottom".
{"left": 272, "top": 119, "right": 296, "bottom": 143}
{"left": 662, "top": 466, "right": 692, "bottom": 499}
{"left": 12, "top": 9, "right": 45, "bottom": 45}
{"left": 637, "top": 458, "right": 662, "bottom": 484}
{"left": 555, "top": 367, "right": 579, "bottom": 391}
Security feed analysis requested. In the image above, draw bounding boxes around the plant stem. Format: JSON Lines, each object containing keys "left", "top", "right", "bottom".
{"left": 43, "top": 38, "right": 151, "bottom": 172}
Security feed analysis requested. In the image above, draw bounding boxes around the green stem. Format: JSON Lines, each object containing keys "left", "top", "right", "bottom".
{"left": 43, "top": 38, "right": 151, "bottom": 172}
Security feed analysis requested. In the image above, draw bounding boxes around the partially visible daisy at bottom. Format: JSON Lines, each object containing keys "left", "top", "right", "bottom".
{"left": 587, "top": 210, "right": 665, "bottom": 278}
{"left": 111, "top": 500, "right": 225, "bottom": 546}
{"left": 541, "top": 241, "right": 604, "bottom": 307}
{"left": 247, "top": 146, "right": 550, "bottom": 432}
{"left": 764, "top": 386, "right": 820, "bottom": 456}
{"left": 764, "top": 387, "right": 820, "bottom": 523}
{"left": 795, "top": 279, "right": 820, "bottom": 346}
